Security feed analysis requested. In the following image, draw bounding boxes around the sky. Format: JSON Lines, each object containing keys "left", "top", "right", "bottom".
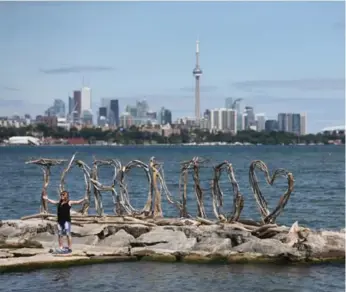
{"left": 0, "top": 1, "right": 344, "bottom": 133}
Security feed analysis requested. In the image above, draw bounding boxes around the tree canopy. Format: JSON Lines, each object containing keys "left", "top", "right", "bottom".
{"left": 0, "top": 124, "right": 343, "bottom": 145}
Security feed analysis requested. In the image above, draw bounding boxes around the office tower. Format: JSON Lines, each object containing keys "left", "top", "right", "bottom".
{"left": 300, "top": 113, "right": 307, "bottom": 135}
{"left": 210, "top": 108, "right": 237, "bottom": 134}
{"left": 278, "top": 113, "right": 288, "bottom": 132}
{"left": 53, "top": 99, "right": 65, "bottom": 118}
{"left": 68, "top": 96, "right": 73, "bottom": 116}
{"left": 231, "top": 98, "right": 243, "bottom": 131}
{"left": 99, "top": 107, "right": 107, "bottom": 118}
{"left": 73, "top": 90, "right": 82, "bottom": 116}
{"left": 44, "top": 99, "right": 66, "bottom": 118}
{"left": 81, "top": 87, "right": 92, "bottom": 114}
{"left": 210, "top": 109, "right": 220, "bottom": 131}
{"left": 98, "top": 107, "right": 107, "bottom": 126}
{"left": 256, "top": 114, "right": 266, "bottom": 132}
{"left": 203, "top": 109, "right": 211, "bottom": 119}
{"left": 265, "top": 120, "right": 279, "bottom": 132}
{"left": 278, "top": 113, "right": 304, "bottom": 135}
{"left": 101, "top": 98, "right": 111, "bottom": 117}
{"left": 193, "top": 39, "right": 202, "bottom": 122}
{"left": 159, "top": 107, "right": 172, "bottom": 125}
{"left": 225, "top": 97, "right": 233, "bottom": 109}
{"left": 244, "top": 106, "right": 255, "bottom": 127}
{"left": 291, "top": 113, "right": 301, "bottom": 135}
{"left": 243, "top": 113, "right": 248, "bottom": 130}
{"left": 226, "top": 109, "right": 237, "bottom": 133}
{"left": 136, "top": 100, "right": 149, "bottom": 118}
{"left": 110, "top": 99, "right": 119, "bottom": 126}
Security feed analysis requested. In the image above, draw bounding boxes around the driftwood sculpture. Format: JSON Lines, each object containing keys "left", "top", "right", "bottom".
{"left": 179, "top": 157, "right": 209, "bottom": 219}
{"left": 24, "top": 155, "right": 295, "bottom": 226}
{"left": 25, "top": 158, "right": 67, "bottom": 213}
{"left": 249, "top": 160, "right": 294, "bottom": 224}
{"left": 211, "top": 161, "right": 244, "bottom": 223}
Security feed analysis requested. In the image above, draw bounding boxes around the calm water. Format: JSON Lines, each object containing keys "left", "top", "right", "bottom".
{"left": 0, "top": 145, "right": 345, "bottom": 291}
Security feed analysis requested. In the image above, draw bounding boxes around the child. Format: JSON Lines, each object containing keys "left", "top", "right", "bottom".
{"left": 43, "top": 190, "right": 85, "bottom": 253}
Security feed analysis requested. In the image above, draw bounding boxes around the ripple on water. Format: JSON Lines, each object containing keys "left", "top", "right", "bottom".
{"left": 1, "top": 262, "right": 345, "bottom": 292}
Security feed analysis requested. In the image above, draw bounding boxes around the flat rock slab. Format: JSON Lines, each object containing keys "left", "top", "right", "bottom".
{"left": 11, "top": 248, "right": 49, "bottom": 257}
{"left": 0, "top": 251, "right": 13, "bottom": 258}
{"left": 232, "top": 239, "right": 301, "bottom": 257}
{"left": 71, "top": 224, "right": 108, "bottom": 237}
{"left": 0, "top": 254, "right": 89, "bottom": 267}
{"left": 98, "top": 229, "right": 135, "bottom": 247}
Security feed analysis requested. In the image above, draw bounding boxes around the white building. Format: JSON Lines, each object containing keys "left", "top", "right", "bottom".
{"left": 57, "top": 117, "right": 70, "bottom": 130}
{"left": 81, "top": 87, "right": 92, "bottom": 114}
{"left": 8, "top": 136, "right": 40, "bottom": 146}
{"left": 255, "top": 113, "right": 266, "bottom": 132}
{"left": 210, "top": 108, "right": 237, "bottom": 134}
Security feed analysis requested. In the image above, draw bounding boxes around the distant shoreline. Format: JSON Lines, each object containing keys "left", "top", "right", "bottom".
{"left": 0, "top": 142, "right": 343, "bottom": 147}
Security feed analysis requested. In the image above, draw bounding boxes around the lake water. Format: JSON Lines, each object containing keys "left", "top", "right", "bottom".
{"left": 0, "top": 145, "right": 345, "bottom": 291}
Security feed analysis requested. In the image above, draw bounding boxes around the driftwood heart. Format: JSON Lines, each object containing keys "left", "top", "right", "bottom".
{"left": 249, "top": 160, "right": 294, "bottom": 224}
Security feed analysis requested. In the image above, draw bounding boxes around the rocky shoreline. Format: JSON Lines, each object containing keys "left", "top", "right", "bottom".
{"left": 0, "top": 216, "right": 344, "bottom": 273}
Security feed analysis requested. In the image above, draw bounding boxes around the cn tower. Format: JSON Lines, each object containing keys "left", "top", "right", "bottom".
{"left": 193, "top": 39, "right": 202, "bottom": 122}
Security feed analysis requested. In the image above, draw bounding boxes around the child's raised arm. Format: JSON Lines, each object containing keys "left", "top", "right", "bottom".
{"left": 69, "top": 198, "right": 85, "bottom": 205}
{"left": 42, "top": 195, "right": 59, "bottom": 205}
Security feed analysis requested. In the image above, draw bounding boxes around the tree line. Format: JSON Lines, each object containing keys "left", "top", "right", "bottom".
{"left": 0, "top": 124, "right": 344, "bottom": 145}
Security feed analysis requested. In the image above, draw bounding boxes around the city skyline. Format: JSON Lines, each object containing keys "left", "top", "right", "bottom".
{"left": 0, "top": 1, "right": 344, "bottom": 133}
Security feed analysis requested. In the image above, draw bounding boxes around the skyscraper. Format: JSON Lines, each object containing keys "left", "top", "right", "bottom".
{"left": 292, "top": 113, "right": 301, "bottom": 135}
{"left": 300, "top": 113, "right": 307, "bottom": 135}
{"left": 255, "top": 114, "right": 266, "bottom": 132}
{"left": 110, "top": 99, "right": 119, "bottom": 126}
{"left": 73, "top": 90, "right": 81, "bottom": 116}
{"left": 44, "top": 99, "right": 66, "bottom": 118}
{"left": 159, "top": 107, "right": 172, "bottom": 125}
{"left": 278, "top": 112, "right": 306, "bottom": 135}
{"left": 278, "top": 113, "right": 288, "bottom": 132}
{"left": 210, "top": 108, "right": 237, "bottom": 134}
{"left": 81, "top": 87, "right": 92, "bottom": 114}
{"left": 68, "top": 96, "right": 73, "bottom": 116}
{"left": 265, "top": 120, "right": 279, "bottom": 132}
{"left": 99, "top": 107, "right": 107, "bottom": 118}
{"left": 225, "top": 97, "right": 233, "bottom": 109}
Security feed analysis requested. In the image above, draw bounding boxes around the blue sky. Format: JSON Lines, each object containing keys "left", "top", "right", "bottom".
{"left": 0, "top": 1, "right": 344, "bottom": 133}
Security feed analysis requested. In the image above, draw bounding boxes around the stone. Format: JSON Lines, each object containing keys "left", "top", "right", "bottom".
{"left": 0, "top": 253, "right": 89, "bottom": 268}
{"left": 0, "top": 219, "right": 53, "bottom": 236}
{"left": 30, "top": 232, "right": 56, "bottom": 248}
{"left": 232, "top": 238, "right": 302, "bottom": 258}
{"left": 0, "top": 251, "right": 13, "bottom": 258}
{"left": 116, "top": 224, "right": 151, "bottom": 238}
{"left": 299, "top": 230, "right": 345, "bottom": 260}
{"left": 193, "top": 237, "right": 233, "bottom": 253}
{"left": 10, "top": 248, "right": 49, "bottom": 257}
{"left": 71, "top": 235, "right": 99, "bottom": 246}
{"left": 175, "top": 224, "right": 220, "bottom": 239}
{"left": 71, "top": 224, "right": 108, "bottom": 237}
{"left": 216, "top": 226, "right": 258, "bottom": 246}
{"left": 83, "top": 246, "right": 129, "bottom": 257}
{"left": 1, "top": 238, "right": 43, "bottom": 249}
{"left": 130, "top": 227, "right": 196, "bottom": 256}
{"left": 98, "top": 229, "right": 135, "bottom": 248}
